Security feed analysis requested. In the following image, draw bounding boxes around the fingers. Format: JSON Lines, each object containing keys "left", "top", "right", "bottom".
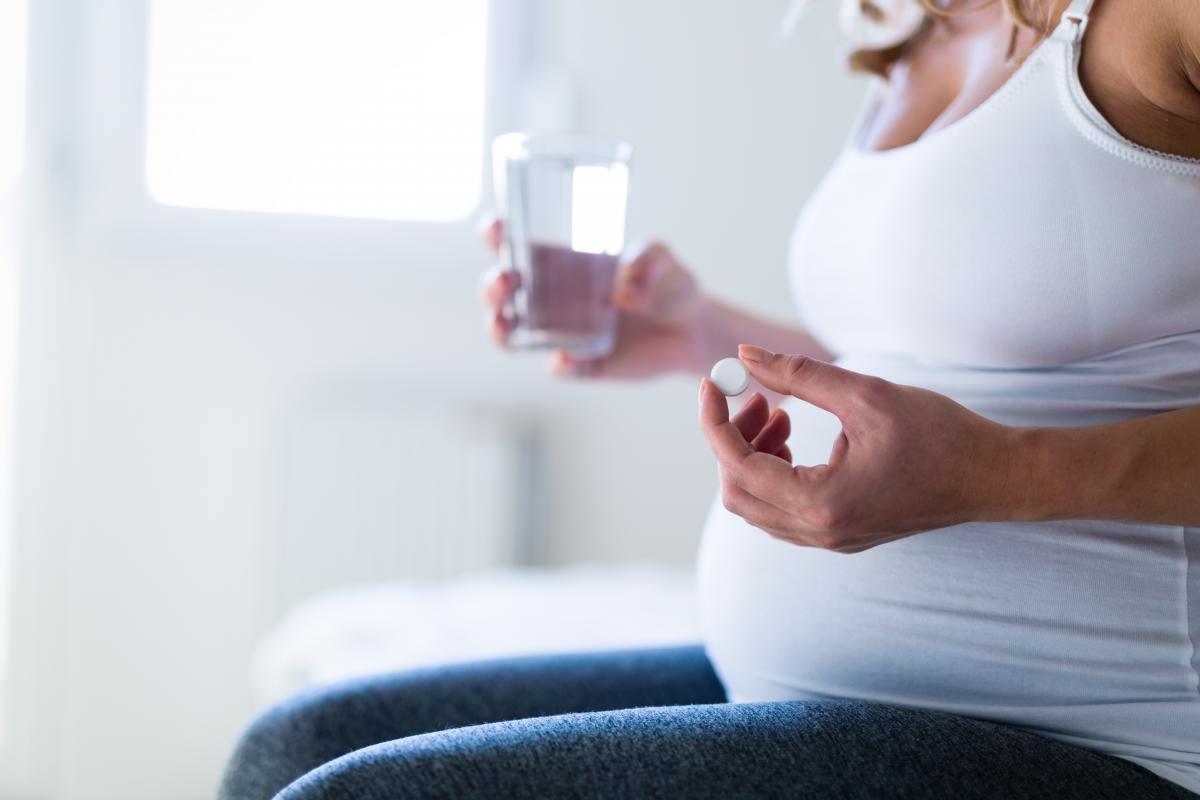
{"left": 478, "top": 218, "right": 514, "bottom": 347}
{"left": 731, "top": 396, "right": 790, "bottom": 459}
{"left": 731, "top": 393, "right": 770, "bottom": 443}
{"left": 549, "top": 351, "right": 606, "bottom": 379}
{"left": 486, "top": 307, "right": 516, "bottom": 347}
{"left": 701, "top": 378, "right": 857, "bottom": 544}
{"left": 479, "top": 215, "right": 503, "bottom": 255}
{"left": 478, "top": 264, "right": 520, "bottom": 310}
{"left": 699, "top": 380, "right": 797, "bottom": 503}
{"left": 699, "top": 379, "right": 756, "bottom": 463}
{"left": 719, "top": 477, "right": 810, "bottom": 543}
{"left": 613, "top": 242, "right": 673, "bottom": 310}
{"left": 737, "top": 345, "right": 880, "bottom": 421}
{"left": 750, "top": 407, "right": 791, "bottom": 457}
{"left": 479, "top": 263, "right": 519, "bottom": 347}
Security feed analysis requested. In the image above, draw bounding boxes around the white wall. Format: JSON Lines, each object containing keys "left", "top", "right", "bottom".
{"left": 2, "top": 1, "right": 865, "bottom": 797}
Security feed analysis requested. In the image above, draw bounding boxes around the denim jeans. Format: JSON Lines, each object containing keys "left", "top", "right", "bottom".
{"left": 218, "top": 645, "right": 1197, "bottom": 799}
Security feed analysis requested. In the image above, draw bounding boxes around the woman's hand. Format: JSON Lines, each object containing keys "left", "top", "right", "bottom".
{"left": 699, "top": 345, "right": 1019, "bottom": 553}
{"left": 478, "top": 217, "right": 710, "bottom": 379}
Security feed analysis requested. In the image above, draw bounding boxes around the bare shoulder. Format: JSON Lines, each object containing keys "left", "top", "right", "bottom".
{"left": 1072, "top": 0, "right": 1200, "bottom": 157}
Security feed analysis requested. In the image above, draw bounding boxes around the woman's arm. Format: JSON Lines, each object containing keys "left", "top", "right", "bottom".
{"left": 697, "top": 348, "right": 1200, "bottom": 556}
{"left": 687, "top": 296, "right": 835, "bottom": 373}
{"left": 479, "top": 218, "right": 830, "bottom": 385}
{"left": 1008, "top": 407, "right": 1200, "bottom": 527}
{"left": 685, "top": 297, "right": 835, "bottom": 401}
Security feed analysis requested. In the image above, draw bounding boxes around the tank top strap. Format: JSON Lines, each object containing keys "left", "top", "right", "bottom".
{"left": 1050, "top": 0, "right": 1096, "bottom": 44}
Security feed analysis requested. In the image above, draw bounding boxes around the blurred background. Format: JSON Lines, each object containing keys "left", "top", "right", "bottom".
{"left": 0, "top": 0, "right": 864, "bottom": 796}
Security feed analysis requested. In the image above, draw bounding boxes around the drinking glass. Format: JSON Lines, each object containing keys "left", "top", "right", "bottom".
{"left": 492, "top": 133, "right": 633, "bottom": 358}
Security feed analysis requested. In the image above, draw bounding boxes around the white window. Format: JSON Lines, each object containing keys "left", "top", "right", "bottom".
{"left": 144, "top": 0, "right": 489, "bottom": 222}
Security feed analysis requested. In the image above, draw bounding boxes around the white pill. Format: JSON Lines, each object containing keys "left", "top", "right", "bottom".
{"left": 710, "top": 358, "right": 750, "bottom": 397}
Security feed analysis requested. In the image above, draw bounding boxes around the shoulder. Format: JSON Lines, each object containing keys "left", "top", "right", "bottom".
{"left": 1071, "top": 0, "right": 1200, "bottom": 156}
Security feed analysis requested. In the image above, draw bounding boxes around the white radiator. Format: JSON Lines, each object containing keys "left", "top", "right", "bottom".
{"left": 268, "top": 394, "right": 539, "bottom": 615}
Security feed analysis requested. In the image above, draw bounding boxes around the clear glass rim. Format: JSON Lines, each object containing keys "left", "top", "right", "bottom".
{"left": 493, "top": 132, "right": 633, "bottom": 164}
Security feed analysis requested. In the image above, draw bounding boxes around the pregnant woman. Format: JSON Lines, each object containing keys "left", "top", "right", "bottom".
{"left": 220, "top": 0, "right": 1200, "bottom": 797}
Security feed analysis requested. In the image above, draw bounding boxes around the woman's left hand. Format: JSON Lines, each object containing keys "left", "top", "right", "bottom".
{"left": 699, "top": 345, "right": 1020, "bottom": 553}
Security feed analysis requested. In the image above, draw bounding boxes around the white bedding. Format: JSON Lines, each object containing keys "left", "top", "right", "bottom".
{"left": 251, "top": 563, "right": 700, "bottom": 706}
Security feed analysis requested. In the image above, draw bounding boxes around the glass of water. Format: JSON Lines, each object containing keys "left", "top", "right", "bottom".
{"left": 492, "top": 133, "right": 633, "bottom": 359}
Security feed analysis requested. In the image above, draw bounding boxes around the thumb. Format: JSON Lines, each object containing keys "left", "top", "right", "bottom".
{"left": 613, "top": 242, "right": 673, "bottom": 310}
{"left": 737, "top": 345, "right": 863, "bottom": 418}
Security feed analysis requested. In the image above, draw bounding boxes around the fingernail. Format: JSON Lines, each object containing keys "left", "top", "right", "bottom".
{"left": 738, "top": 344, "right": 771, "bottom": 364}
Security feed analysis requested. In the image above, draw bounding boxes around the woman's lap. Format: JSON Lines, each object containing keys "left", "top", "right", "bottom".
{"left": 218, "top": 645, "right": 1194, "bottom": 800}
{"left": 218, "top": 645, "right": 726, "bottom": 798}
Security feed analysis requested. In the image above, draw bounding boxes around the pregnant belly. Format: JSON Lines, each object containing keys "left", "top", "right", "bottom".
{"left": 695, "top": 350, "right": 1200, "bottom": 735}
{"left": 698, "top": 495, "right": 1191, "bottom": 712}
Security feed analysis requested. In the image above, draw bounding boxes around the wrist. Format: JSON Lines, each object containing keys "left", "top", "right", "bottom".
{"left": 678, "top": 293, "right": 733, "bottom": 376}
{"left": 993, "top": 426, "right": 1050, "bottom": 522}
{"left": 995, "top": 425, "right": 1103, "bottom": 523}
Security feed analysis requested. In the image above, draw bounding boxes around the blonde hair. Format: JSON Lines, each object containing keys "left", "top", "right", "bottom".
{"left": 848, "top": 0, "right": 1058, "bottom": 76}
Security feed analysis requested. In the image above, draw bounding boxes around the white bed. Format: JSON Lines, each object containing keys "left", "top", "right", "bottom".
{"left": 251, "top": 562, "right": 701, "bottom": 706}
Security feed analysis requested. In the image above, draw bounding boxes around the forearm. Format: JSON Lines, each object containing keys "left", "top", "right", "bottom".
{"left": 682, "top": 295, "right": 835, "bottom": 384}
{"left": 1002, "top": 405, "right": 1200, "bottom": 527}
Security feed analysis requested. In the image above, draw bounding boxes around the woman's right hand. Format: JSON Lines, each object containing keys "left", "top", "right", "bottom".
{"left": 478, "top": 217, "right": 714, "bottom": 380}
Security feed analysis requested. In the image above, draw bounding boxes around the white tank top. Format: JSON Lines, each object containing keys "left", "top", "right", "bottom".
{"left": 696, "top": 1, "right": 1200, "bottom": 794}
